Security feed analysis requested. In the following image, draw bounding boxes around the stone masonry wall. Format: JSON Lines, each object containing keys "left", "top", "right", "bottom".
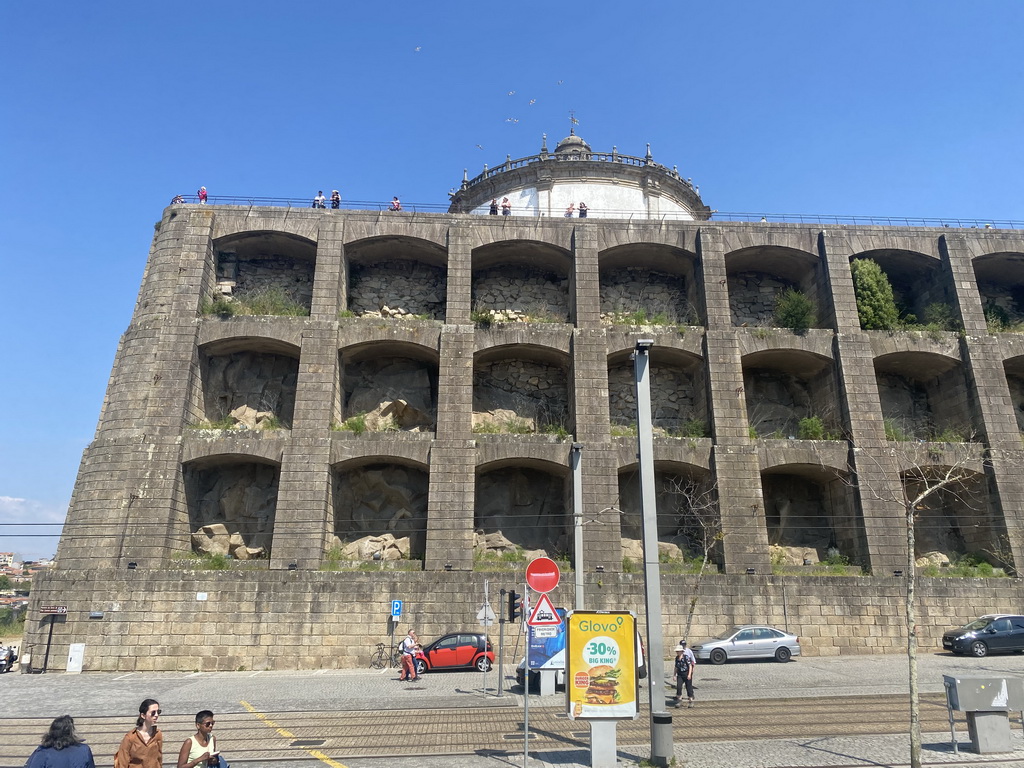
{"left": 24, "top": 569, "right": 1024, "bottom": 671}
{"left": 348, "top": 260, "right": 446, "bottom": 319}
{"left": 472, "top": 266, "right": 570, "bottom": 322}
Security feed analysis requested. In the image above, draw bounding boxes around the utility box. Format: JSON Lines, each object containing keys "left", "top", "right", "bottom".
{"left": 943, "top": 676, "right": 1024, "bottom": 754}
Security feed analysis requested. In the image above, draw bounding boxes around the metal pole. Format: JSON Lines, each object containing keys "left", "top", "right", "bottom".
{"left": 523, "top": 582, "right": 529, "bottom": 768}
{"left": 571, "top": 443, "right": 584, "bottom": 610}
{"left": 483, "top": 579, "right": 490, "bottom": 696}
{"left": 498, "top": 589, "right": 506, "bottom": 697}
{"left": 634, "top": 340, "right": 673, "bottom": 767}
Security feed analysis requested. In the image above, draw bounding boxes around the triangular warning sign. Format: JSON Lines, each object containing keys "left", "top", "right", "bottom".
{"left": 527, "top": 593, "right": 562, "bottom": 626}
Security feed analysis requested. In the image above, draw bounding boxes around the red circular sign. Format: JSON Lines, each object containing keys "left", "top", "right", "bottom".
{"left": 525, "top": 557, "right": 560, "bottom": 593}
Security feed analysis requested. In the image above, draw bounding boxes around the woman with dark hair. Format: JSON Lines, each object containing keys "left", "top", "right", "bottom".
{"left": 114, "top": 699, "right": 162, "bottom": 768}
{"left": 25, "top": 715, "right": 95, "bottom": 768}
{"left": 177, "top": 711, "right": 219, "bottom": 768}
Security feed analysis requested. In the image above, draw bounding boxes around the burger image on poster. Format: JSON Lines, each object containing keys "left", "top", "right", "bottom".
{"left": 583, "top": 635, "right": 620, "bottom": 704}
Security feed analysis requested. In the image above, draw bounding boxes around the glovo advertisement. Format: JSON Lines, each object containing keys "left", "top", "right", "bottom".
{"left": 565, "top": 611, "right": 638, "bottom": 720}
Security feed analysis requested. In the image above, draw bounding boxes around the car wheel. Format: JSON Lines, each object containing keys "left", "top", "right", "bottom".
{"left": 709, "top": 648, "right": 727, "bottom": 665}
{"left": 475, "top": 655, "right": 492, "bottom": 672}
{"left": 970, "top": 640, "right": 989, "bottom": 658}
{"left": 775, "top": 647, "right": 791, "bottom": 663}
{"left": 415, "top": 659, "right": 427, "bottom": 675}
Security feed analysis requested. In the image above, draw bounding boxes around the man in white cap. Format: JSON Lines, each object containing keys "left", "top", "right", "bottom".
{"left": 672, "top": 641, "right": 696, "bottom": 708}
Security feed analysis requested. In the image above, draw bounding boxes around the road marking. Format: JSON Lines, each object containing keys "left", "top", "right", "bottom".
{"left": 113, "top": 673, "right": 135, "bottom": 680}
{"left": 240, "top": 700, "right": 348, "bottom": 768}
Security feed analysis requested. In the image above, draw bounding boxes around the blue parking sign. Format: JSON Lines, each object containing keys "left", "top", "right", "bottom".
{"left": 391, "top": 600, "right": 403, "bottom": 617}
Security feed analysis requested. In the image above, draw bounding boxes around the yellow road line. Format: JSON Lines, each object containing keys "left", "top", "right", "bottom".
{"left": 239, "top": 700, "right": 348, "bottom": 768}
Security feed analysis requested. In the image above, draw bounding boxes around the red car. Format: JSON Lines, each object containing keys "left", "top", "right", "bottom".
{"left": 416, "top": 632, "right": 494, "bottom": 674}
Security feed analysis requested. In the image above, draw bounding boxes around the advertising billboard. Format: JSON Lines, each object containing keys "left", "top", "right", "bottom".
{"left": 528, "top": 607, "right": 566, "bottom": 670}
{"left": 565, "top": 611, "right": 638, "bottom": 720}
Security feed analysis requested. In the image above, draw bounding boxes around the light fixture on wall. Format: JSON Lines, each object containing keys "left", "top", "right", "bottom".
{"left": 288, "top": 563, "right": 298, "bottom": 571}
{"left": 595, "top": 565, "right": 605, "bottom": 573}
{"left": 444, "top": 563, "right": 453, "bottom": 571}
{"left": 127, "top": 562, "right": 137, "bottom": 570}
{"left": 893, "top": 569, "right": 904, "bottom": 577}
{"left": 745, "top": 568, "right": 756, "bottom": 575}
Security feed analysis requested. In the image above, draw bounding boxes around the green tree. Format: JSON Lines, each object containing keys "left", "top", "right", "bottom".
{"left": 851, "top": 258, "right": 899, "bottom": 330}
{"left": 774, "top": 288, "right": 816, "bottom": 332}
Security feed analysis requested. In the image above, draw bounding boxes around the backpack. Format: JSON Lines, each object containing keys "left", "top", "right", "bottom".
{"left": 675, "top": 653, "right": 691, "bottom": 675}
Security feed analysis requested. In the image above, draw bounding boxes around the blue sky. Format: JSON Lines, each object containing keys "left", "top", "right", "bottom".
{"left": 1, "top": 2, "right": 1021, "bottom": 560}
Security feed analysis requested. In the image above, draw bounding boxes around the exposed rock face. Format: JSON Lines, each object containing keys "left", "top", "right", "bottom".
{"left": 476, "top": 468, "right": 567, "bottom": 553}
{"left": 201, "top": 351, "right": 298, "bottom": 428}
{"left": 186, "top": 463, "right": 279, "bottom": 555}
{"left": 472, "top": 266, "right": 569, "bottom": 322}
{"left": 348, "top": 260, "right": 446, "bottom": 319}
{"left": 728, "top": 271, "right": 796, "bottom": 327}
{"left": 916, "top": 550, "right": 951, "bottom": 568}
{"left": 215, "top": 253, "right": 314, "bottom": 309}
{"left": 331, "top": 533, "right": 411, "bottom": 561}
{"left": 763, "top": 474, "right": 831, "bottom": 550}
{"left": 621, "top": 538, "right": 683, "bottom": 562}
{"left": 473, "top": 359, "right": 569, "bottom": 431}
{"left": 333, "top": 465, "right": 429, "bottom": 557}
{"left": 877, "top": 373, "right": 933, "bottom": 438}
{"left": 1009, "top": 374, "right": 1024, "bottom": 433}
{"left": 343, "top": 357, "right": 436, "bottom": 431}
{"left": 770, "top": 544, "right": 821, "bottom": 566}
{"left": 600, "top": 268, "right": 692, "bottom": 323}
{"left": 474, "top": 530, "right": 546, "bottom": 561}
{"left": 744, "top": 369, "right": 813, "bottom": 437}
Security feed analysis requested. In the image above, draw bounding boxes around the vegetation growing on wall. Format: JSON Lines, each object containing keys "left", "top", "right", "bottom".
{"left": 202, "top": 286, "right": 309, "bottom": 317}
{"left": 851, "top": 258, "right": 900, "bottom": 330}
{"left": 773, "top": 288, "right": 816, "bottom": 333}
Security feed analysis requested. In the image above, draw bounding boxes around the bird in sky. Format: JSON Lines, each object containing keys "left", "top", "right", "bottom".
{"left": 505, "top": 117, "right": 519, "bottom": 123}
{"left": 414, "top": 46, "right": 421, "bottom": 52}
{"left": 508, "top": 90, "right": 516, "bottom": 96}
{"left": 475, "top": 144, "right": 484, "bottom": 150}
{"left": 529, "top": 99, "right": 536, "bottom": 105}
{"left": 556, "top": 80, "right": 563, "bottom": 85}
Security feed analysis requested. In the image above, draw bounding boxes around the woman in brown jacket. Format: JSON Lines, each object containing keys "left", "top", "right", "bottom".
{"left": 115, "top": 699, "right": 163, "bottom": 768}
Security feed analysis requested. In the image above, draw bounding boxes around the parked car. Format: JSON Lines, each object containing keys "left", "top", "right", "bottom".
{"left": 692, "top": 625, "right": 801, "bottom": 664}
{"left": 942, "top": 615, "right": 1024, "bottom": 657}
{"left": 416, "top": 632, "right": 493, "bottom": 674}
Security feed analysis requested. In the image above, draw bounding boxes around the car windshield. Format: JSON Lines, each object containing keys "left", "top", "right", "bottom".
{"left": 713, "top": 627, "right": 746, "bottom": 641}
{"left": 961, "top": 618, "right": 994, "bottom": 631}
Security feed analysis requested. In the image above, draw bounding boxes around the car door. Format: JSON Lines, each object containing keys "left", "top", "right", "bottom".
{"left": 750, "top": 627, "right": 781, "bottom": 658}
{"left": 1010, "top": 617, "right": 1024, "bottom": 651}
{"left": 985, "top": 618, "right": 1014, "bottom": 652}
{"left": 731, "top": 629, "right": 758, "bottom": 658}
{"left": 427, "top": 635, "right": 460, "bottom": 669}
{"left": 456, "top": 634, "right": 479, "bottom": 666}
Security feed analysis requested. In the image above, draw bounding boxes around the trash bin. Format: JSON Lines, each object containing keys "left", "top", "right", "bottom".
{"left": 943, "top": 675, "right": 1024, "bottom": 754}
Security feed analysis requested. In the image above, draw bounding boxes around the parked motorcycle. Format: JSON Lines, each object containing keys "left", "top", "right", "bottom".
{"left": 0, "top": 646, "right": 19, "bottom": 673}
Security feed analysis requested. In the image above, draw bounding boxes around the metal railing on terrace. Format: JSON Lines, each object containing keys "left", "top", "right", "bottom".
{"left": 173, "top": 196, "right": 1024, "bottom": 230}
{"left": 464, "top": 149, "right": 663, "bottom": 187}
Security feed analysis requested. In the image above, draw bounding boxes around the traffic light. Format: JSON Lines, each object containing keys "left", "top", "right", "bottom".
{"left": 508, "top": 589, "right": 523, "bottom": 622}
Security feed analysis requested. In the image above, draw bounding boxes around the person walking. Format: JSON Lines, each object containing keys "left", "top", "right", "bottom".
{"left": 501, "top": 197, "right": 512, "bottom": 216}
{"left": 672, "top": 642, "right": 696, "bottom": 708}
{"left": 397, "top": 629, "right": 420, "bottom": 682}
{"left": 115, "top": 699, "right": 163, "bottom": 768}
{"left": 197, "top": 186, "right": 208, "bottom": 204}
{"left": 25, "top": 716, "right": 96, "bottom": 768}
{"left": 177, "top": 710, "right": 219, "bottom": 768}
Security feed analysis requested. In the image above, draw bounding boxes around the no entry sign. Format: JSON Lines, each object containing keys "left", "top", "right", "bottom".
{"left": 525, "top": 557, "right": 560, "bottom": 593}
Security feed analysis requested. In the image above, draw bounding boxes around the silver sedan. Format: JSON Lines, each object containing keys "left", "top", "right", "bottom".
{"left": 692, "top": 625, "right": 801, "bottom": 664}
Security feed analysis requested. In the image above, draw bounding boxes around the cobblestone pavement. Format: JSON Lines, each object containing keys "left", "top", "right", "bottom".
{"left": 3, "top": 653, "right": 1024, "bottom": 767}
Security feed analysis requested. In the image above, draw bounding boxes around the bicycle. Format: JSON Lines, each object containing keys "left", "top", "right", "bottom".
{"left": 368, "top": 642, "right": 401, "bottom": 670}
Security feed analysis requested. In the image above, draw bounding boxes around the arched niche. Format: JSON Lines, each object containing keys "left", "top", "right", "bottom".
{"left": 902, "top": 465, "right": 995, "bottom": 568}
{"left": 345, "top": 236, "right": 448, "bottom": 320}
{"left": 850, "top": 249, "right": 950, "bottom": 328}
{"left": 339, "top": 342, "right": 439, "bottom": 432}
{"left": 212, "top": 231, "right": 316, "bottom": 315}
{"left": 471, "top": 240, "right": 572, "bottom": 324}
{"left": 1005, "top": 355, "right": 1024, "bottom": 433}
{"left": 331, "top": 460, "right": 429, "bottom": 562}
{"left": 973, "top": 252, "right": 1024, "bottom": 330}
{"left": 761, "top": 464, "right": 864, "bottom": 566}
{"left": 198, "top": 339, "right": 300, "bottom": 429}
{"left": 875, "top": 352, "right": 971, "bottom": 441}
{"left": 742, "top": 350, "right": 840, "bottom": 438}
{"left": 598, "top": 243, "right": 699, "bottom": 325}
{"left": 726, "top": 246, "right": 827, "bottom": 328}
{"left": 473, "top": 346, "right": 571, "bottom": 434}
{"left": 183, "top": 457, "right": 280, "bottom": 559}
{"left": 617, "top": 463, "right": 718, "bottom": 569}
{"left": 475, "top": 463, "right": 569, "bottom": 557}
{"left": 608, "top": 349, "right": 707, "bottom": 437}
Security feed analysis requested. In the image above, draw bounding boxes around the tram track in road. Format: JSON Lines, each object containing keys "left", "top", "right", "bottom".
{"left": 0, "top": 692, "right": 990, "bottom": 766}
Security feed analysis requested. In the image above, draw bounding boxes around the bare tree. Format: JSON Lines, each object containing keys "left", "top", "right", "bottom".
{"left": 847, "top": 441, "right": 988, "bottom": 768}
{"left": 663, "top": 475, "right": 723, "bottom": 641}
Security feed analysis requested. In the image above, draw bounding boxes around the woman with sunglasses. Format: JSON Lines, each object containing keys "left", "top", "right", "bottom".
{"left": 114, "top": 699, "right": 162, "bottom": 768}
{"left": 177, "top": 711, "right": 219, "bottom": 768}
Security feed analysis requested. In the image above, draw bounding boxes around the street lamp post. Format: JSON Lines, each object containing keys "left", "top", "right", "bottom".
{"left": 633, "top": 339, "right": 673, "bottom": 767}
{"left": 571, "top": 442, "right": 584, "bottom": 610}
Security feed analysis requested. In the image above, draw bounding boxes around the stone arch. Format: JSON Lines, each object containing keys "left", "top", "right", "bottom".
{"left": 850, "top": 248, "right": 950, "bottom": 328}
{"left": 197, "top": 338, "right": 300, "bottom": 430}
{"left": 211, "top": 231, "right": 317, "bottom": 315}
{"left": 742, "top": 349, "right": 841, "bottom": 438}
{"left": 473, "top": 345, "right": 572, "bottom": 434}
{"left": 902, "top": 465, "right": 995, "bottom": 568}
{"left": 331, "top": 459, "right": 429, "bottom": 561}
{"left": 607, "top": 348, "right": 707, "bottom": 436}
{"left": 973, "top": 251, "right": 1024, "bottom": 330}
{"left": 1005, "top": 355, "right": 1024, "bottom": 433}
{"left": 183, "top": 457, "right": 280, "bottom": 559}
{"left": 598, "top": 243, "right": 700, "bottom": 325}
{"left": 474, "top": 461, "right": 570, "bottom": 557}
{"left": 471, "top": 240, "right": 573, "bottom": 324}
{"left": 760, "top": 463, "right": 864, "bottom": 567}
{"left": 725, "top": 246, "right": 827, "bottom": 328}
{"left": 339, "top": 341, "right": 439, "bottom": 433}
{"left": 874, "top": 352, "right": 971, "bottom": 440}
{"left": 617, "top": 462, "right": 718, "bottom": 568}
{"left": 345, "top": 235, "right": 448, "bottom": 320}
